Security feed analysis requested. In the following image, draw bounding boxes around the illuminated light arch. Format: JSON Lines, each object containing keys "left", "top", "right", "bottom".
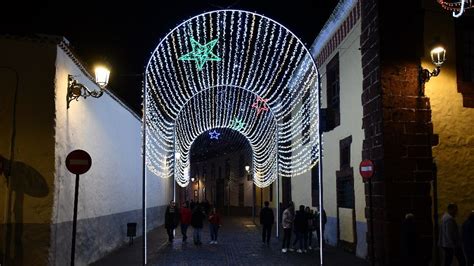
{"left": 175, "top": 86, "right": 278, "bottom": 187}
{"left": 145, "top": 9, "right": 321, "bottom": 188}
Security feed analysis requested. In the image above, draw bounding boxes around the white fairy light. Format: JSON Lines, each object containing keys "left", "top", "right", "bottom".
{"left": 145, "top": 10, "right": 320, "bottom": 188}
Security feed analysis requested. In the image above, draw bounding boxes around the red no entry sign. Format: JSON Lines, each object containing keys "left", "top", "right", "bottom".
{"left": 359, "top": 159, "right": 374, "bottom": 182}
{"left": 66, "top": 150, "right": 92, "bottom": 175}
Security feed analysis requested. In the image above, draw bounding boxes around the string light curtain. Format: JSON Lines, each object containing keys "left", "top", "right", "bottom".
{"left": 144, "top": 10, "right": 320, "bottom": 188}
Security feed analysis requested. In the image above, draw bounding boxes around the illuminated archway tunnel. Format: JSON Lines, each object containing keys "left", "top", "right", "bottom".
{"left": 175, "top": 86, "right": 278, "bottom": 187}
{"left": 144, "top": 9, "right": 321, "bottom": 188}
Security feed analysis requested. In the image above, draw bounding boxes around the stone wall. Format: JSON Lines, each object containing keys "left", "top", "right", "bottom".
{"left": 361, "top": 0, "right": 434, "bottom": 265}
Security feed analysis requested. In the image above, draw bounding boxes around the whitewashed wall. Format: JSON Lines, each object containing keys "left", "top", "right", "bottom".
{"left": 50, "top": 46, "right": 172, "bottom": 265}
{"left": 317, "top": 21, "right": 367, "bottom": 258}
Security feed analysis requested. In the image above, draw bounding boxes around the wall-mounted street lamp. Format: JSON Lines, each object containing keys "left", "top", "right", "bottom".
{"left": 419, "top": 46, "right": 446, "bottom": 95}
{"left": 67, "top": 65, "right": 111, "bottom": 109}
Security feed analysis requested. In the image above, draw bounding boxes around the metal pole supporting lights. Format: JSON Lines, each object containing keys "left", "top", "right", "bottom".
{"left": 67, "top": 65, "right": 111, "bottom": 109}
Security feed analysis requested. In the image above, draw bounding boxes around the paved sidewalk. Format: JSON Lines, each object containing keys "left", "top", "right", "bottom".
{"left": 93, "top": 216, "right": 368, "bottom": 266}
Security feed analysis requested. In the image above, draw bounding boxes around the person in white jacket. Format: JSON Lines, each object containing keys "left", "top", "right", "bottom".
{"left": 281, "top": 201, "right": 294, "bottom": 253}
{"left": 439, "top": 203, "right": 465, "bottom": 266}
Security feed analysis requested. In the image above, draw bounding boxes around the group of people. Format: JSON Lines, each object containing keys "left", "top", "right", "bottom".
{"left": 164, "top": 200, "right": 221, "bottom": 246}
{"left": 439, "top": 204, "right": 474, "bottom": 266}
{"left": 281, "top": 201, "right": 326, "bottom": 253}
{"left": 400, "top": 203, "right": 474, "bottom": 266}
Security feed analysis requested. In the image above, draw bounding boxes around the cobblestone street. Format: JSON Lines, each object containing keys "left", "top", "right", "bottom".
{"left": 93, "top": 216, "right": 369, "bottom": 266}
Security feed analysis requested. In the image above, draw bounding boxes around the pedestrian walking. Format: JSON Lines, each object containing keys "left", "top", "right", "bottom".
{"left": 164, "top": 201, "right": 179, "bottom": 243}
{"left": 400, "top": 213, "right": 417, "bottom": 266}
{"left": 208, "top": 207, "right": 221, "bottom": 244}
{"left": 260, "top": 201, "right": 274, "bottom": 245}
{"left": 439, "top": 203, "right": 465, "bottom": 266}
{"left": 191, "top": 205, "right": 205, "bottom": 245}
{"left": 281, "top": 201, "right": 294, "bottom": 253}
{"left": 293, "top": 205, "right": 308, "bottom": 253}
{"left": 180, "top": 201, "right": 192, "bottom": 242}
{"left": 462, "top": 211, "right": 474, "bottom": 266}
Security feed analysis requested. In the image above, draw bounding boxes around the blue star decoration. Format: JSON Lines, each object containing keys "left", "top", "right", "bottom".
{"left": 229, "top": 117, "right": 245, "bottom": 131}
{"left": 178, "top": 37, "right": 222, "bottom": 71}
{"left": 209, "top": 130, "right": 221, "bottom": 140}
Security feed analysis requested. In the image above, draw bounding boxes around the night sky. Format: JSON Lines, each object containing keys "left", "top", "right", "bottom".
{"left": 3, "top": 0, "right": 337, "bottom": 114}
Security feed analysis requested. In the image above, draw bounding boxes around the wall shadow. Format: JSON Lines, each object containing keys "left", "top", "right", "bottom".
{"left": 1, "top": 156, "right": 49, "bottom": 265}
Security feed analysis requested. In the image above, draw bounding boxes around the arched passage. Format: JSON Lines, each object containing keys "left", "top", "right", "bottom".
{"left": 174, "top": 86, "right": 278, "bottom": 187}
{"left": 144, "top": 9, "right": 322, "bottom": 189}
{"left": 184, "top": 128, "right": 255, "bottom": 213}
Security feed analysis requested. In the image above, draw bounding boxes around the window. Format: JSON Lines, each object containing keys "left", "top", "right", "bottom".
{"left": 336, "top": 136, "right": 354, "bottom": 209}
{"left": 325, "top": 54, "right": 340, "bottom": 130}
{"left": 337, "top": 177, "right": 355, "bottom": 208}
{"left": 340, "top": 136, "right": 352, "bottom": 169}
{"left": 459, "top": 29, "right": 474, "bottom": 82}
{"left": 456, "top": 22, "right": 474, "bottom": 108}
{"left": 341, "top": 146, "right": 350, "bottom": 169}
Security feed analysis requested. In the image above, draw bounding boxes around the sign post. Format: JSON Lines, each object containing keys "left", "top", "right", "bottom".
{"left": 66, "top": 150, "right": 92, "bottom": 266}
{"left": 359, "top": 159, "right": 375, "bottom": 266}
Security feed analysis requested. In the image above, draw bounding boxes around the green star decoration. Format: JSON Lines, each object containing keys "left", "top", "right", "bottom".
{"left": 178, "top": 37, "right": 222, "bottom": 71}
{"left": 229, "top": 117, "right": 245, "bottom": 131}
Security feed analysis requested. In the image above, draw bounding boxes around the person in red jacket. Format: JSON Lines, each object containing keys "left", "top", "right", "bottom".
{"left": 179, "top": 201, "right": 192, "bottom": 242}
{"left": 208, "top": 207, "right": 221, "bottom": 244}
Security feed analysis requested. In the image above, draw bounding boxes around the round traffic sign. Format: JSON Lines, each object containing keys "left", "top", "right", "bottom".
{"left": 359, "top": 159, "right": 375, "bottom": 182}
{"left": 66, "top": 150, "right": 92, "bottom": 175}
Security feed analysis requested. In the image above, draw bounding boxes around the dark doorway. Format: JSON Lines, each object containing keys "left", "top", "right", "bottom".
{"left": 336, "top": 136, "right": 356, "bottom": 253}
